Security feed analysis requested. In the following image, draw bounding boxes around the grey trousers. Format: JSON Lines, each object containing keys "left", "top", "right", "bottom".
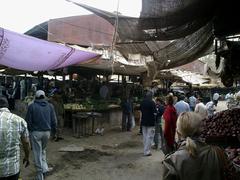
{"left": 30, "top": 131, "right": 50, "bottom": 180}
{"left": 142, "top": 126, "right": 155, "bottom": 155}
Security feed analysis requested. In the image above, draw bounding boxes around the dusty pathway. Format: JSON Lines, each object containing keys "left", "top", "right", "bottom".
{"left": 21, "top": 127, "right": 164, "bottom": 180}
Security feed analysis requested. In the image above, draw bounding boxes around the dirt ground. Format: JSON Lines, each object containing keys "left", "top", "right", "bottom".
{"left": 19, "top": 101, "right": 228, "bottom": 180}
{"left": 20, "top": 127, "right": 165, "bottom": 180}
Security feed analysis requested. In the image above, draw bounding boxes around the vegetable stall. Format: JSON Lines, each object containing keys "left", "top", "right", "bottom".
{"left": 63, "top": 97, "right": 122, "bottom": 136}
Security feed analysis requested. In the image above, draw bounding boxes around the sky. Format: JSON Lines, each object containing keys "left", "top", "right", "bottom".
{"left": 0, "top": 0, "right": 141, "bottom": 33}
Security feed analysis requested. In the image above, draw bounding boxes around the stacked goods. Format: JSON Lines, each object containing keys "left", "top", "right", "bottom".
{"left": 226, "top": 148, "right": 240, "bottom": 161}
{"left": 225, "top": 147, "right": 240, "bottom": 171}
{"left": 202, "top": 108, "right": 240, "bottom": 173}
{"left": 233, "top": 156, "right": 240, "bottom": 170}
{"left": 63, "top": 102, "right": 120, "bottom": 112}
{"left": 201, "top": 108, "right": 240, "bottom": 138}
{"left": 64, "top": 103, "right": 87, "bottom": 110}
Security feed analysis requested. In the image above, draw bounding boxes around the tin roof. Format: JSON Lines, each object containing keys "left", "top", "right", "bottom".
{"left": 48, "top": 14, "right": 114, "bottom": 47}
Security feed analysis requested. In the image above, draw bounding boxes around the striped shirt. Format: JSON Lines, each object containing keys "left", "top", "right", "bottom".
{"left": 0, "top": 108, "right": 29, "bottom": 177}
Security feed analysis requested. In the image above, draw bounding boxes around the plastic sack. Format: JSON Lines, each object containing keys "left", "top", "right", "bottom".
{"left": 131, "top": 115, "right": 136, "bottom": 129}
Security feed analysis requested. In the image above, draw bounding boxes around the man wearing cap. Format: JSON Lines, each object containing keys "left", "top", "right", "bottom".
{"left": 25, "top": 90, "right": 57, "bottom": 180}
{"left": 0, "top": 97, "right": 30, "bottom": 180}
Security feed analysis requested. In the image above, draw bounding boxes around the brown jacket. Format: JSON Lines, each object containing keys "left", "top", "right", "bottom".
{"left": 49, "top": 95, "right": 64, "bottom": 116}
{"left": 162, "top": 140, "right": 222, "bottom": 180}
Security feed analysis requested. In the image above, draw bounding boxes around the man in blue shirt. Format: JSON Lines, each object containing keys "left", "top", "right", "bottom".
{"left": 174, "top": 95, "right": 190, "bottom": 116}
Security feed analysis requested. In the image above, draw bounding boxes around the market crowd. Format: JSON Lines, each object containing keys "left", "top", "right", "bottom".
{"left": 122, "top": 88, "right": 239, "bottom": 180}
{"left": 1, "top": 77, "right": 239, "bottom": 180}
{"left": 135, "top": 90, "right": 218, "bottom": 156}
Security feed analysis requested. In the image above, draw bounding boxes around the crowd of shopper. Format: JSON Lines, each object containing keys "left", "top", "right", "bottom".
{"left": 1, "top": 81, "right": 237, "bottom": 179}
{"left": 136, "top": 90, "right": 221, "bottom": 156}
{"left": 137, "top": 90, "right": 237, "bottom": 180}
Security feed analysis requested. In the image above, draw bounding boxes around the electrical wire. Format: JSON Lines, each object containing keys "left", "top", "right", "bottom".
{"left": 110, "top": 0, "right": 120, "bottom": 76}
{"left": 33, "top": 2, "right": 131, "bottom": 76}
{"left": 36, "top": 24, "right": 67, "bottom": 45}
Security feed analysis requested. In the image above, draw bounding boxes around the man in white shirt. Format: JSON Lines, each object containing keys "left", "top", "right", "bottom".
{"left": 194, "top": 98, "right": 208, "bottom": 119}
{"left": 213, "top": 92, "right": 220, "bottom": 106}
{"left": 206, "top": 100, "right": 216, "bottom": 118}
{"left": 174, "top": 95, "right": 190, "bottom": 116}
{"left": 225, "top": 92, "right": 234, "bottom": 102}
{"left": 0, "top": 97, "right": 30, "bottom": 179}
{"left": 225, "top": 91, "right": 234, "bottom": 108}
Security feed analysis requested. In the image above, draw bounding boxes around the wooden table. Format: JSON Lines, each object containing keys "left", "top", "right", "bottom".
{"left": 65, "top": 106, "right": 121, "bottom": 137}
{"left": 72, "top": 113, "right": 90, "bottom": 138}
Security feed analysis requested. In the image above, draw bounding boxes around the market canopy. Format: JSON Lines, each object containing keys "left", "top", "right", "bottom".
{"left": 23, "top": 0, "right": 240, "bottom": 77}
{"left": 25, "top": 21, "right": 48, "bottom": 40}
{"left": 0, "top": 27, "right": 100, "bottom": 72}
{"left": 157, "top": 69, "right": 210, "bottom": 85}
{"left": 68, "top": 0, "right": 240, "bottom": 40}
{"left": 67, "top": 1, "right": 214, "bottom": 70}
{"left": 67, "top": 0, "right": 214, "bottom": 41}
{"left": 62, "top": 44, "right": 147, "bottom": 75}
{"left": 118, "top": 23, "right": 213, "bottom": 70}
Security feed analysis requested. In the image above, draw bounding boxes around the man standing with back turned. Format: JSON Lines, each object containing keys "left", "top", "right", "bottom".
{"left": 140, "top": 91, "right": 157, "bottom": 156}
{"left": 25, "top": 90, "right": 57, "bottom": 180}
{"left": 0, "top": 97, "right": 30, "bottom": 180}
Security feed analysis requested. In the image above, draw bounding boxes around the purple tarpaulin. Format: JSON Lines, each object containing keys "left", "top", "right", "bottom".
{"left": 0, "top": 27, "right": 100, "bottom": 71}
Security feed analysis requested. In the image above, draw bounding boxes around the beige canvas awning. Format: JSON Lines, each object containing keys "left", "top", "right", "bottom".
{"left": 157, "top": 69, "right": 210, "bottom": 84}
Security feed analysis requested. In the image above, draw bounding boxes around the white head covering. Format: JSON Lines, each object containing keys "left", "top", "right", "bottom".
{"left": 35, "top": 90, "right": 45, "bottom": 98}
